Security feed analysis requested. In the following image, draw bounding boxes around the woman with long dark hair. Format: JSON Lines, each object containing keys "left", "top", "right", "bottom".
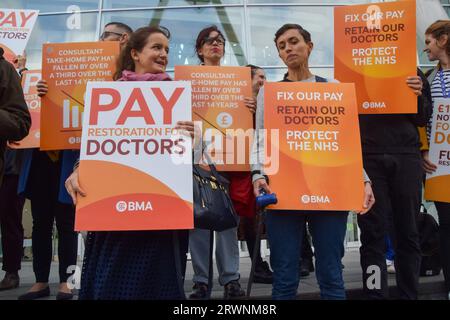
{"left": 69, "top": 26, "right": 194, "bottom": 300}
{"left": 422, "top": 20, "right": 450, "bottom": 300}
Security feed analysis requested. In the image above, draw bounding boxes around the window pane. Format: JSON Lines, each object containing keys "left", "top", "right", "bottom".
{"left": 263, "top": 67, "right": 334, "bottom": 82}
{"left": 0, "top": 0, "right": 98, "bottom": 12}
{"left": 103, "top": 0, "right": 242, "bottom": 9}
{"left": 25, "top": 13, "right": 97, "bottom": 69}
{"left": 248, "top": 6, "right": 334, "bottom": 67}
{"left": 101, "top": 7, "right": 246, "bottom": 67}
{"left": 248, "top": 0, "right": 372, "bottom": 3}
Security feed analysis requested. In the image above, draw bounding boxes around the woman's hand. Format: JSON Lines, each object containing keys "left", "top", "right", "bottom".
{"left": 175, "top": 121, "right": 201, "bottom": 149}
{"left": 15, "top": 52, "right": 27, "bottom": 70}
{"left": 244, "top": 97, "right": 257, "bottom": 114}
{"left": 406, "top": 76, "right": 422, "bottom": 96}
{"left": 421, "top": 150, "right": 438, "bottom": 174}
{"left": 65, "top": 167, "right": 86, "bottom": 205}
{"left": 36, "top": 79, "right": 48, "bottom": 97}
{"left": 253, "top": 178, "right": 271, "bottom": 197}
{"left": 356, "top": 182, "right": 375, "bottom": 215}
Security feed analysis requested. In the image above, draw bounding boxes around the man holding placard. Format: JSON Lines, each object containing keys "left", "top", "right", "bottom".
{"left": 334, "top": 1, "right": 432, "bottom": 300}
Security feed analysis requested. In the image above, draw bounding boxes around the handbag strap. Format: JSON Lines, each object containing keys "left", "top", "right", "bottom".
{"left": 207, "top": 230, "right": 214, "bottom": 298}
{"left": 194, "top": 150, "right": 224, "bottom": 184}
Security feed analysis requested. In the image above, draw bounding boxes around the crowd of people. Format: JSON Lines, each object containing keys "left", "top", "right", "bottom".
{"left": 0, "top": 17, "right": 449, "bottom": 301}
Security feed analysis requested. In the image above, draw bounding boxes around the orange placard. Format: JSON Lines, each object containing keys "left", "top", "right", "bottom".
{"left": 76, "top": 81, "right": 193, "bottom": 231}
{"left": 264, "top": 82, "right": 364, "bottom": 211}
{"left": 334, "top": 1, "right": 416, "bottom": 114}
{"left": 11, "top": 70, "right": 41, "bottom": 149}
{"left": 0, "top": 9, "right": 38, "bottom": 64}
{"left": 175, "top": 66, "right": 253, "bottom": 171}
{"left": 40, "top": 41, "right": 119, "bottom": 150}
{"left": 425, "top": 99, "right": 450, "bottom": 203}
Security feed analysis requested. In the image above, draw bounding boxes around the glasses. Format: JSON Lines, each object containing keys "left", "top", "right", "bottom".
{"left": 100, "top": 31, "right": 124, "bottom": 40}
{"left": 203, "top": 35, "right": 225, "bottom": 46}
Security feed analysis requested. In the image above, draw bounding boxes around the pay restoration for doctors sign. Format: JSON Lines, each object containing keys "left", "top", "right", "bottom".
{"left": 75, "top": 81, "right": 193, "bottom": 231}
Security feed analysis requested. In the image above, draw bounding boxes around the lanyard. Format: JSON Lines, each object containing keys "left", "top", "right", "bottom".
{"left": 438, "top": 70, "right": 450, "bottom": 98}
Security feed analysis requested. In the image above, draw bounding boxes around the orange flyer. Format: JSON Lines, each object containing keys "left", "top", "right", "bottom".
{"left": 334, "top": 1, "right": 416, "bottom": 114}
{"left": 264, "top": 82, "right": 364, "bottom": 211}
{"left": 425, "top": 99, "right": 450, "bottom": 203}
{"left": 76, "top": 81, "right": 193, "bottom": 231}
{"left": 40, "top": 41, "right": 119, "bottom": 150}
{"left": 174, "top": 66, "right": 253, "bottom": 171}
{"left": 12, "top": 70, "right": 41, "bottom": 149}
{"left": 0, "top": 9, "right": 38, "bottom": 64}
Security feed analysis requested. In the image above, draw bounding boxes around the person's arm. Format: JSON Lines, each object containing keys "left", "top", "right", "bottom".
{"left": 357, "top": 170, "right": 375, "bottom": 215}
{"left": 0, "top": 61, "right": 31, "bottom": 141}
{"left": 251, "top": 87, "right": 271, "bottom": 196}
{"left": 411, "top": 68, "right": 433, "bottom": 127}
{"left": 65, "top": 166, "right": 86, "bottom": 205}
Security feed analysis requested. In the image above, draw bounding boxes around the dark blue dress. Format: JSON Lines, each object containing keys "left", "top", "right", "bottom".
{"left": 78, "top": 230, "right": 188, "bottom": 300}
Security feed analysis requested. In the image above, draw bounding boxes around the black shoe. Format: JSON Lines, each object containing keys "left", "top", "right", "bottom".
{"left": 299, "top": 266, "right": 310, "bottom": 278}
{"left": 56, "top": 291, "right": 74, "bottom": 300}
{"left": 224, "top": 280, "right": 245, "bottom": 299}
{"left": 253, "top": 272, "right": 273, "bottom": 284}
{"left": 189, "top": 282, "right": 208, "bottom": 300}
{"left": 18, "top": 286, "right": 50, "bottom": 300}
{"left": 253, "top": 261, "right": 273, "bottom": 284}
{"left": 0, "top": 272, "right": 19, "bottom": 291}
{"left": 299, "top": 259, "right": 314, "bottom": 278}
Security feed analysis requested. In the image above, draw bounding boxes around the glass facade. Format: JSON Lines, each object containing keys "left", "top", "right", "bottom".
{"left": 2, "top": 0, "right": 448, "bottom": 248}
{"left": 3, "top": 0, "right": 448, "bottom": 77}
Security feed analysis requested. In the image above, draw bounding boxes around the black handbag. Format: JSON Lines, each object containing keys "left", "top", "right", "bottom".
{"left": 193, "top": 163, "right": 238, "bottom": 232}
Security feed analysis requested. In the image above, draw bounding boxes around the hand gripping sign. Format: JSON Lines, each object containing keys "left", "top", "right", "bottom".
{"left": 334, "top": 1, "right": 416, "bottom": 114}
{"left": 425, "top": 98, "right": 450, "bottom": 203}
{"left": 264, "top": 82, "right": 364, "bottom": 211}
{"left": 75, "top": 81, "right": 193, "bottom": 231}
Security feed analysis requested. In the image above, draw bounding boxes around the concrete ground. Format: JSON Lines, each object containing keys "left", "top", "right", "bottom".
{"left": 0, "top": 249, "right": 447, "bottom": 300}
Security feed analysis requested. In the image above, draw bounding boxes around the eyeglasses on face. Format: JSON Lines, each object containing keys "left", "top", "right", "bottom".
{"left": 100, "top": 31, "right": 124, "bottom": 40}
{"left": 203, "top": 35, "right": 225, "bottom": 46}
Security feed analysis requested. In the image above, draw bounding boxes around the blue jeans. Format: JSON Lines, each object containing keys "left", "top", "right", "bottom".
{"left": 265, "top": 210, "right": 348, "bottom": 300}
{"left": 385, "top": 235, "right": 395, "bottom": 261}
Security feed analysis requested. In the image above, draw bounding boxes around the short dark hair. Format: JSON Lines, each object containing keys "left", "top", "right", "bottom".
{"left": 246, "top": 64, "right": 263, "bottom": 78}
{"left": 105, "top": 22, "right": 133, "bottom": 35}
{"left": 195, "top": 25, "right": 226, "bottom": 62}
{"left": 274, "top": 24, "right": 311, "bottom": 48}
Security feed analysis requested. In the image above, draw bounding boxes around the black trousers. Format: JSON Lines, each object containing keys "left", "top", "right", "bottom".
{"left": 0, "top": 174, "right": 25, "bottom": 273}
{"left": 241, "top": 216, "right": 264, "bottom": 266}
{"left": 27, "top": 151, "right": 77, "bottom": 283}
{"left": 358, "top": 153, "right": 422, "bottom": 300}
{"left": 436, "top": 201, "right": 450, "bottom": 292}
{"left": 300, "top": 223, "right": 314, "bottom": 263}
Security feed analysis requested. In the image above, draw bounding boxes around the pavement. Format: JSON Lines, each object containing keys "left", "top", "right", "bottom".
{"left": 0, "top": 249, "right": 447, "bottom": 300}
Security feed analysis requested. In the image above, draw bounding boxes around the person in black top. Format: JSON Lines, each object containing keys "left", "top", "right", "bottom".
{"left": 357, "top": 68, "right": 432, "bottom": 299}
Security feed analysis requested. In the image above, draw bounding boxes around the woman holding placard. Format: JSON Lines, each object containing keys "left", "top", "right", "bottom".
{"left": 68, "top": 26, "right": 195, "bottom": 300}
{"left": 422, "top": 19, "right": 450, "bottom": 299}
{"left": 187, "top": 25, "right": 247, "bottom": 300}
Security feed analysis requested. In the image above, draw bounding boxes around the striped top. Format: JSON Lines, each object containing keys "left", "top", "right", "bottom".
{"left": 428, "top": 69, "right": 450, "bottom": 142}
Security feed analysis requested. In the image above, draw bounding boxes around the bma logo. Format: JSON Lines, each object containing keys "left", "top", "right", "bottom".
{"left": 115, "top": 200, "right": 153, "bottom": 213}
{"left": 301, "top": 194, "right": 330, "bottom": 204}
{"left": 362, "top": 101, "right": 386, "bottom": 110}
